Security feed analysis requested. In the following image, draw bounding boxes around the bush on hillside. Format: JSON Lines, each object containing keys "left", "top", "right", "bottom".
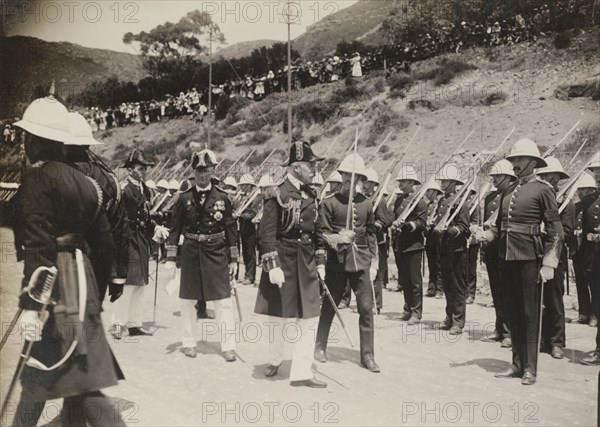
{"left": 331, "top": 83, "right": 368, "bottom": 104}
{"left": 246, "top": 130, "right": 271, "bottom": 146}
{"left": 388, "top": 73, "right": 414, "bottom": 91}
{"left": 295, "top": 100, "right": 338, "bottom": 125}
{"left": 413, "top": 59, "right": 477, "bottom": 86}
{"left": 554, "top": 31, "right": 571, "bottom": 49}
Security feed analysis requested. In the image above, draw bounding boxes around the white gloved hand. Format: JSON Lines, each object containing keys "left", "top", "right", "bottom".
{"left": 21, "top": 310, "right": 48, "bottom": 342}
{"left": 317, "top": 265, "right": 326, "bottom": 280}
{"left": 369, "top": 267, "right": 378, "bottom": 282}
{"left": 269, "top": 267, "right": 285, "bottom": 288}
{"left": 540, "top": 265, "right": 555, "bottom": 283}
{"left": 229, "top": 262, "right": 238, "bottom": 280}
{"left": 338, "top": 229, "right": 356, "bottom": 245}
{"left": 152, "top": 225, "right": 169, "bottom": 243}
{"left": 475, "top": 228, "right": 494, "bottom": 243}
{"left": 165, "top": 261, "right": 177, "bottom": 278}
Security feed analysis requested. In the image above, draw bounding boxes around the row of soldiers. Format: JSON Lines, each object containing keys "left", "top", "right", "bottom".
{"left": 6, "top": 94, "right": 599, "bottom": 426}
{"left": 142, "top": 134, "right": 600, "bottom": 389}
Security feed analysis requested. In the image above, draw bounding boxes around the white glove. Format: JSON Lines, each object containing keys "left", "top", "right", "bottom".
{"left": 229, "top": 263, "right": 238, "bottom": 280}
{"left": 21, "top": 310, "right": 48, "bottom": 342}
{"left": 338, "top": 229, "right": 356, "bottom": 245}
{"left": 317, "top": 265, "right": 326, "bottom": 280}
{"left": 152, "top": 225, "right": 169, "bottom": 243}
{"left": 475, "top": 228, "right": 494, "bottom": 243}
{"left": 269, "top": 267, "right": 285, "bottom": 288}
{"left": 369, "top": 267, "right": 378, "bottom": 282}
{"left": 165, "top": 261, "right": 177, "bottom": 278}
{"left": 540, "top": 265, "right": 555, "bottom": 283}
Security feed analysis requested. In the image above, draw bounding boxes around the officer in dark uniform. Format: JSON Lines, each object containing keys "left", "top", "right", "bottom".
{"left": 62, "top": 112, "right": 128, "bottom": 306}
{"left": 254, "top": 141, "right": 327, "bottom": 388}
{"left": 480, "top": 160, "right": 516, "bottom": 348}
{"left": 113, "top": 148, "right": 155, "bottom": 338}
{"left": 436, "top": 165, "right": 471, "bottom": 335}
{"left": 478, "top": 139, "right": 564, "bottom": 385}
{"left": 391, "top": 166, "right": 427, "bottom": 324}
{"left": 165, "top": 150, "right": 239, "bottom": 361}
{"left": 537, "top": 157, "right": 575, "bottom": 360}
{"left": 572, "top": 173, "right": 597, "bottom": 325}
{"left": 315, "top": 153, "right": 380, "bottom": 373}
{"left": 12, "top": 96, "right": 125, "bottom": 426}
{"left": 581, "top": 152, "right": 600, "bottom": 366}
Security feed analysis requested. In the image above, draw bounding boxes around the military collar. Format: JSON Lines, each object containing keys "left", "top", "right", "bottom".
{"left": 196, "top": 182, "right": 212, "bottom": 193}
{"left": 285, "top": 174, "right": 302, "bottom": 190}
{"left": 517, "top": 173, "right": 536, "bottom": 185}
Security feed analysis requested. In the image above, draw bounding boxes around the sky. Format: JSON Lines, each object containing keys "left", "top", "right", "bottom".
{"left": 5, "top": 0, "right": 359, "bottom": 53}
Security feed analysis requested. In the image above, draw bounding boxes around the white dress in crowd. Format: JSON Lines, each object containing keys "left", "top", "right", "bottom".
{"left": 351, "top": 55, "right": 363, "bottom": 77}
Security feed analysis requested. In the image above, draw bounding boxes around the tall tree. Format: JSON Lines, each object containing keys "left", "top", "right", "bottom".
{"left": 123, "top": 10, "right": 225, "bottom": 87}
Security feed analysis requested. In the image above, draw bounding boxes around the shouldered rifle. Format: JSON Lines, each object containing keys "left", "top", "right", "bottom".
{"left": 371, "top": 126, "right": 421, "bottom": 209}
{"left": 396, "top": 129, "right": 475, "bottom": 225}
{"left": 542, "top": 119, "right": 581, "bottom": 158}
{"left": 221, "top": 152, "right": 246, "bottom": 178}
{"left": 150, "top": 157, "right": 171, "bottom": 181}
{"left": 365, "top": 131, "right": 393, "bottom": 165}
{"left": 558, "top": 152, "right": 599, "bottom": 214}
{"left": 565, "top": 138, "right": 588, "bottom": 171}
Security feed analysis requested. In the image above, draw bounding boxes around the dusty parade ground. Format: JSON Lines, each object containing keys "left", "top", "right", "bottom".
{"left": 0, "top": 227, "right": 597, "bottom": 426}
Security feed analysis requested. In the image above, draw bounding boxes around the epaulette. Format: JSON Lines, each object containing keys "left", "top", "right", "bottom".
{"left": 535, "top": 177, "right": 554, "bottom": 189}
{"left": 213, "top": 184, "right": 228, "bottom": 194}
{"left": 263, "top": 186, "right": 279, "bottom": 200}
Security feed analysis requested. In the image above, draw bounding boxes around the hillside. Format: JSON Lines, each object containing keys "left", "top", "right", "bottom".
{"left": 215, "top": 40, "right": 279, "bottom": 60}
{"left": 293, "top": 0, "right": 396, "bottom": 59}
{"left": 90, "top": 27, "right": 600, "bottom": 185}
{"left": 0, "top": 36, "right": 145, "bottom": 117}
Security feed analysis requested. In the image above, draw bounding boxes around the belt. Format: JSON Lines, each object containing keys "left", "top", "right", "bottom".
{"left": 281, "top": 233, "right": 314, "bottom": 244}
{"left": 501, "top": 221, "right": 541, "bottom": 236}
{"left": 184, "top": 231, "right": 225, "bottom": 242}
{"left": 56, "top": 233, "right": 87, "bottom": 251}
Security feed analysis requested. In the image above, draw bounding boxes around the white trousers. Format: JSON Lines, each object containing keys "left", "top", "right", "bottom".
{"left": 268, "top": 316, "right": 319, "bottom": 381}
{"left": 112, "top": 285, "right": 145, "bottom": 328}
{"left": 180, "top": 298, "right": 236, "bottom": 351}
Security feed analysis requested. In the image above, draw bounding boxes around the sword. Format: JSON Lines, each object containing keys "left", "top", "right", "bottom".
{"left": 231, "top": 279, "right": 243, "bottom": 321}
{"left": 318, "top": 276, "right": 355, "bottom": 348}
{"left": 1, "top": 267, "right": 58, "bottom": 419}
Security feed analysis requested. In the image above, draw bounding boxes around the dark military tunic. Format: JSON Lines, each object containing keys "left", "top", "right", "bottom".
{"left": 122, "top": 178, "right": 153, "bottom": 286}
{"left": 580, "top": 189, "right": 600, "bottom": 351}
{"left": 573, "top": 200, "right": 595, "bottom": 319}
{"left": 491, "top": 174, "right": 564, "bottom": 376}
{"left": 439, "top": 193, "right": 471, "bottom": 329}
{"left": 167, "top": 179, "right": 238, "bottom": 301}
{"left": 393, "top": 193, "right": 428, "bottom": 317}
{"left": 316, "top": 191, "right": 378, "bottom": 361}
{"left": 254, "top": 178, "right": 325, "bottom": 319}
{"left": 19, "top": 161, "right": 123, "bottom": 401}
{"left": 70, "top": 160, "right": 129, "bottom": 301}
{"left": 481, "top": 190, "right": 510, "bottom": 340}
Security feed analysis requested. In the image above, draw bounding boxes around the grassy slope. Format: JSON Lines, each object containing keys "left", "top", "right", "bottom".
{"left": 93, "top": 28, "right": 600, "bottom": 183}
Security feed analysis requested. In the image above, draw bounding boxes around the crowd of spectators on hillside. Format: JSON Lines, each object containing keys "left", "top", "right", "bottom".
{"left": 82, "top": 5, "right": 591, "bottom": 132}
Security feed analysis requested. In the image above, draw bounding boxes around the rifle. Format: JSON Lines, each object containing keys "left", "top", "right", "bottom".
{"left": 222, "top": 152, "right": 246, "bottom": 178}
{"left": 251, "top": 148, "right": 277, "bottom": 179}
{"left": 371, "top": 126, "right": 421, "bottom": 209}
{"left": 558, "top": 152, "right": 599, "bottom": 214}
{"left": 565, "top": 138, "right": 588, "bottom": 172}
{"left": 395, "top": 129, "right": 475, "bottom": 226}
{"left": 150, "top": 157, "right": 171, "bottom": 181}
{"left": 365, "top": 131, "right": 393, "bottom": 165}
{"left": 542, "top": 119, "right": 581, "bottom": 158}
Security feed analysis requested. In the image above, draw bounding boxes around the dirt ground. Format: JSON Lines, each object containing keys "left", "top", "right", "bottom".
{"left": 0, "top": 227, "right": 598, "bottom": 426}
